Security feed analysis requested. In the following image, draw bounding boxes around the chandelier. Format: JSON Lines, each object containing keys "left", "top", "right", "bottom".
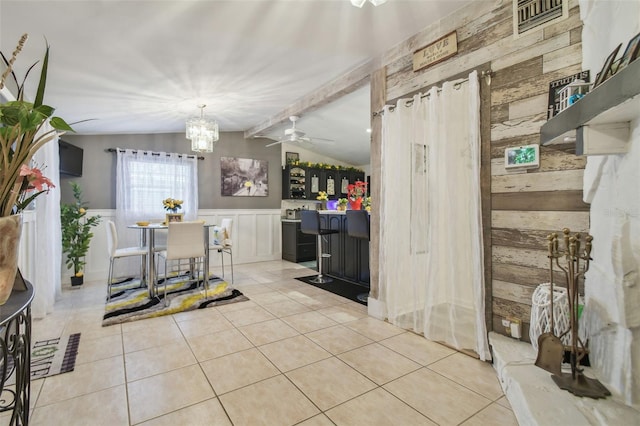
{"left": 350, "top": 0, "right": 387, "bottom": 7}
{"left": 186, "top": 104, "right": 219, "bottom": 153}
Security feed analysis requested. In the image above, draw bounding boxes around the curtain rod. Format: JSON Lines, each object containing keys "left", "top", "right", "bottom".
{"left": 372, "top": 69, "right": 492, "bottom": 117}
{"left": 105, "top": 148, "right": 204, "bottom": 160}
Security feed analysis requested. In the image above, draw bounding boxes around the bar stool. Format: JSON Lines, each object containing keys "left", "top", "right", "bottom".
{"left": 300, "top": 210, "right": 339, "bottom": 284}
{"left": 346, "top": 210, "right": 370, "bottom": 303}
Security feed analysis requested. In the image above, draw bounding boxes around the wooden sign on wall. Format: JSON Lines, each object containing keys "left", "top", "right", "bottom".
{"left": 413, "top": 31, "right": 458, "bottom": 72}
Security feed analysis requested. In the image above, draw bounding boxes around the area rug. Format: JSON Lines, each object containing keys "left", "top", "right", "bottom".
{"left": 296, "top": 275, "right": 369, "bottom": 306}
{"left": 30, "top": 333, "right": 81, "bottom": 380}
{"left": 103, "top": 274, "right": 249, "bottom": 326}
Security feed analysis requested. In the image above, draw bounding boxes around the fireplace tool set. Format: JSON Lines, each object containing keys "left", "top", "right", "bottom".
{"left": 535, "top": 228, "right": 610, "bottom": 399}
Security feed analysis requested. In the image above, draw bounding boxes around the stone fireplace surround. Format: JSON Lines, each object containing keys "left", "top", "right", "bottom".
{"left": 489, "top": 2, "right": 640, "bottom": 422}
{"left": 577, "top": 0, "right": 640, "bottom": 409}
{"left": 490, "top": 332, "right": 639, "bottom": 424}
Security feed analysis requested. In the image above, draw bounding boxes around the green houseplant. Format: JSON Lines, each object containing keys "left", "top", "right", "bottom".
{"left": 60, "top": 182, "right": 100, "bottom": 285}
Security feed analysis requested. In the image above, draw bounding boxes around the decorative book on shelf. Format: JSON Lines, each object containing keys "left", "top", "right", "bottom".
{"left": 547, "top": 71, "right": 590, "bottom": 119}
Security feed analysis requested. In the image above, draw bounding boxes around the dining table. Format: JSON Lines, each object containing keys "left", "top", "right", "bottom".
{"left": 128, "top": 223, "right": 215, "bottom": 299}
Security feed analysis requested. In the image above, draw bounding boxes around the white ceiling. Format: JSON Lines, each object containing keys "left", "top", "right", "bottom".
{"left": 0, "top": 0, "right": 475, "bottom": 166}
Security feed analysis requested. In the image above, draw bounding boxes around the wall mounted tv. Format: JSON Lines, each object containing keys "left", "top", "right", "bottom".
{"left": 58, "top": 140, "right": 83, "bottom": 177}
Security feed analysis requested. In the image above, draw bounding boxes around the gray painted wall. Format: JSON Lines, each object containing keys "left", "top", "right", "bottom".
{"left": 60, "top": 132, "right": 282, "bottom": 209}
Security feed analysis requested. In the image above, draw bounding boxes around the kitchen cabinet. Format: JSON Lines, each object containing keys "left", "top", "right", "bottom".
{"left": 282, "top": 165, "right": 307, "bottom": 199}
{"left": 281, "top": 221, "right": 316, "bottom": 263}
{"left": 335, "top": 170, "right": 367, "bottom": 199}
{"left": 324, "top": 169, "right": 339, "bottom": 200}
{"left": 306, "top": 167, "right": 326, "bottom": 200}
{"left": 283, "top": 165, "right": 366, "bottom": 201}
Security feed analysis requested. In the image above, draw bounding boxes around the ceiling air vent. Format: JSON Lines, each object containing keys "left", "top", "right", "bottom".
{"left": 513, "top": 0, "right": 568, "bottom": 38}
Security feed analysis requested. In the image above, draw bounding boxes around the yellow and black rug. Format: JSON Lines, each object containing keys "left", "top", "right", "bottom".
{"left": 103, "top": 274, "right": 248, "bottom": 326}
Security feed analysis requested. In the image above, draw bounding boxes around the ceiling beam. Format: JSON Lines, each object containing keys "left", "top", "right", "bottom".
{"left": 244, "top": 59, "right": 374, "bottom": 139}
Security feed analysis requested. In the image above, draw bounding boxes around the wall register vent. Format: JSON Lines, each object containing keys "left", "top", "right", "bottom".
{"left": 513, "top": 0, "right": 568, "bottom": 38}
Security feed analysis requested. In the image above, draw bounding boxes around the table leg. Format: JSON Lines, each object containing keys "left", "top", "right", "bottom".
{"left": 203, "top": 227, "right": 210, "bottom": 294}
{"left": 147, "top": 229, "right": 156, "bottom": 298}
{"left": 140, "top": 229, "right": 148, "bottom": 287}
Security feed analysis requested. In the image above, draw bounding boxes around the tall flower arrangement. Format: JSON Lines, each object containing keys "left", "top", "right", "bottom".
{"left": 347, "top": 180, "right": 368, "bottom": 210}
{"left": 0, "top": 34, "right": 74, "bottom": 217}
{"left": 347, "top": 181, "right": 367, "bottom": 200}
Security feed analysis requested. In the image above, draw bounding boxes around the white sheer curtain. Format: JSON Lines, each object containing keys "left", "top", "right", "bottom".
{"left": 32, "top": 126, "right": 62, "bottom": 319}
{"left": 380, "top": 71, "right": 490, "bottom": 360}
{"left": 115, "top": 149, "right": 198, "bottom": 276}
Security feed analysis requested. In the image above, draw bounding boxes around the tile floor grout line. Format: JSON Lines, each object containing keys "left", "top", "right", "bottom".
{"left": 424, "top": 362, "right": 499, "bottom": 402}
{"left": 28, "top": 261, "right": 516, "bottom": 425}
{"left": 120, "top": 328, "right": 134, "bottom": 426}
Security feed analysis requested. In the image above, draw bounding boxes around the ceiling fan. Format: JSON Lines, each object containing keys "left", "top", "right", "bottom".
{"left": 264, "top": 115, "right": 334, "bottom": 147}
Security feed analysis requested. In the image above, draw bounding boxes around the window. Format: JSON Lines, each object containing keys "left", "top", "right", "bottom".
{"left": 117, "top": 150, "right": 198, "bottom": 219}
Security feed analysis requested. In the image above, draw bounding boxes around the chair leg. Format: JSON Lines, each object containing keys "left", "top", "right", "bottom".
{"left": 219, "top": 249, "right": 225, "bottom": 279}
{"left": 162, "top": 258, "right": 169, "bottom": 307}
{"left": 107, "top": 258, "right": 115, "bottom": 301}
{"left": 228, "top": 248, "right": 234, "bottom": 284}
{"left": 311, "top": 235, "right": 332, "bottom": 284}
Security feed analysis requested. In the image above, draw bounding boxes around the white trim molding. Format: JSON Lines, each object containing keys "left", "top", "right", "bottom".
{"left": 57, "top": 208, "right": 282, "bottom": 284}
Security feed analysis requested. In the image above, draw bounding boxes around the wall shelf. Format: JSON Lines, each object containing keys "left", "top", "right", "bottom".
{"left": 540, "top": 58, "right": 640, "bottom": 155}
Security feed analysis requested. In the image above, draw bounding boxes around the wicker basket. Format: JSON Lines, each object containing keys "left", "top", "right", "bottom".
{"left": 530, "top": 283, "right": 584, "bottom": 351}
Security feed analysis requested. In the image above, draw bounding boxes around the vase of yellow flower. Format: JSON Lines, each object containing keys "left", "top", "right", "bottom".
{"left": 163, "top": 197, "right": 183, "bottom": 213}
{"left": 362, "top": 196, "right": 372, "bottom": 212}
{"left": 163, "top": 197, "right": 183, "bottom": 223}
{"left": 316, "top": 191, "right": 328, "bottom": 210}
{"left": 0, "top": 35, "right": 73, "bottom": 303}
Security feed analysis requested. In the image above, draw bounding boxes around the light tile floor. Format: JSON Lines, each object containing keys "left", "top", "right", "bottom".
{"left": 16, "top": 260, "right": 518, "bottom": 425}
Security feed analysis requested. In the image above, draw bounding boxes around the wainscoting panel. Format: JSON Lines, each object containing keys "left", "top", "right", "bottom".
{"left": 57, "top": 209, "right": 281, "bottom": 284}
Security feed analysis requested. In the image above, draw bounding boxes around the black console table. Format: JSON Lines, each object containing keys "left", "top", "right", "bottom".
{"left": 0, "top": 280, "right": 34, "bottom": 426}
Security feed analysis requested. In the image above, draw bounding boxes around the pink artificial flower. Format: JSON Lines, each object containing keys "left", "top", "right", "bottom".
{"left": 19, "top": 164, "right": 55, "bottom": 192}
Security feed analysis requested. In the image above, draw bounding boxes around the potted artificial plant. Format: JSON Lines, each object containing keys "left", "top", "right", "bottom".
{"left": 60, "top": 182, "right": 100, "bottom": 285}
{"left": 0, "top": 34, "right": 73, "bottom": 303}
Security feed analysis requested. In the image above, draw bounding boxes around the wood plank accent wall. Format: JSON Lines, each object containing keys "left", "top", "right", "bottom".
{"left": 379, "top": 0, "right": 585, "bottom": 342}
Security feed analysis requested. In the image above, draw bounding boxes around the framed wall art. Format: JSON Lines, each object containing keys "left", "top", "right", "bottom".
{"left": 547, "top": 70, "right": 590, "bottom": 119}
{"left": 618, "top": 32, "right": 640, "bottom": 70}
{"left": 166, "top": 213, "right": 183, "bottom": 223}
{"left": 593, "top": 43, "right": 622, "bottom": 87}
{"left": 220, "top": 156, "right": 269, "bottom": 197}
{"left": 286, "top": 152, "right": 299, "bottom": 164}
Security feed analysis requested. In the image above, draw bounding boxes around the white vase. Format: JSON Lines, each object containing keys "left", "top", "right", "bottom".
{"left": 0, "top": 214, "right": 22, "bottom": 305}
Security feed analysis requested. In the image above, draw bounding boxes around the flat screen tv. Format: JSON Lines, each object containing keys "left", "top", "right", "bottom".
{"left": 58, "top": 140, "right": 83, "bottom": 177}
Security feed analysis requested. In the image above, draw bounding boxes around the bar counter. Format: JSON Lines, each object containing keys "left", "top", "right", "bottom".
{"left": 318, "top": 210, "right": 370, "bottom": 286}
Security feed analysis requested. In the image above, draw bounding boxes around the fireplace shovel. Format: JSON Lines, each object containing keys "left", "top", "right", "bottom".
{"left": 535, "top": 236, "right": 564, "bottom": 376}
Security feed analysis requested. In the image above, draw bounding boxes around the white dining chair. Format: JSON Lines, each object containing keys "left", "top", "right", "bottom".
{"left": 156, "top": 221, "right": 206, "bottom": 305}
{"left": 106, "top": 220, "right": 149, "bottom": 301}
{"left": 209, "top": 218, "right": 234, "bottom": 283}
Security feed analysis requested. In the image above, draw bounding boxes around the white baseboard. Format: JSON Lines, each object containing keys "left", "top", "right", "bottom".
{"left": 367, "top": 297, "right": 387, "bottom": 320}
